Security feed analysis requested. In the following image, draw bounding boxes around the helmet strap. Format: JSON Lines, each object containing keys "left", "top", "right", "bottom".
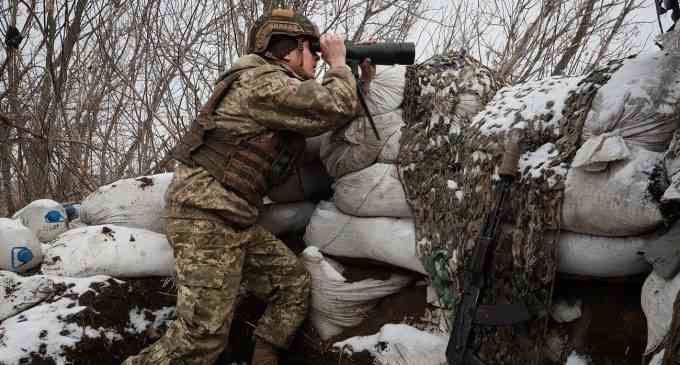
{"left": 288, "top": 38, "right": 313, "bottom": 80}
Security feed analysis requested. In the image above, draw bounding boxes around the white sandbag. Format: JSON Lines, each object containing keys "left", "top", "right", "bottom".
{"left": 12, "top": 199, "right": 68, "bottom": 243}
{"left": 641, "top": 271, "right": 680, "bottom": 354}
{"left": 562, "top": 147, "right": 664, "bottom": 236}
{"left": 41, "top": 225, "right": 175, "bottom": 278}
{"left": 258, "top": 201, "right": 316, "bottom": 235}
{"left": 0, "top": 219, "right": 43, "bottom": 273}
{"left": 365, "top": 65, "right": 406, "bottom": 116}
{"left": 556, "top": 231, "right": 651, "bottom": 277}
{"left": 80, "top": 173, "right": 172, "bottom": 234}
{"left": 304, "top": 201, "right": 424, "bottom": 274}
{"left": 0, "top": 271, "right": 54, "bottom": 321}
{"left": 303, "top": 247, "right": 412, "bottom": 340}
{"left": 579, "top": 50, "right": 680, "bottom": 164}
{"left": 334, "top": 163, "right": 412, "bottom": 218}
{"left": 321, "top": 110, "right": 404, "bottom": 178}
{"left": 334, "top": 324, "right": 448, "bottom": 365}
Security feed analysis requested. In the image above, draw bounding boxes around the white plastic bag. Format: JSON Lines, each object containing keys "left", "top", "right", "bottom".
{"left": 80, "top": 173, "right": 173, "bottom": 234}
{"left": 0, "top": 219, "right": 43, "bottom": 272}
{"left": 41, "top": 225, "right": 175, "bottom": 278}
{"left": 304, "top": 201, "right": 425, "bottom": 274}
{"left": 641, "top": 271, "right": 680, "bottom": 354}
{"left": 12, "top": 199, "right": 68, "bottom": 243}
{"left": 303, "top": 247, "right": 412, "bottom": 340}
{"left": 0, "top": 271, "right": 54, "bottom": 321}
{"left": 334, "top": 163, "right": 412, "bottom": 218}
{"left": 562, "top": 147, "right": 664, "bottom": 236}
{"left": 555, "top": 231, "right": 651, "bottom": 277}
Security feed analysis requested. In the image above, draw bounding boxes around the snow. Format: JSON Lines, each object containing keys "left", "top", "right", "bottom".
{"left": 0, "top": 276, "right": 115, "bottom": 365}
{"left": 649, "top": 350, "right": 665, "bottom": 365}
{"left": 518, "top": 143, "right": 568, "bottom": 187}
{"left": 334, "top": 324, "right": 448, "bottom": 365}
{"left": 565, "top": 351, "right": 591, "bottom": 365}
{"left": 473, "top": 76, "right": 585, "bottom": 136}
{"left": 126, "top": 306, "right": 176, "bottom": 334}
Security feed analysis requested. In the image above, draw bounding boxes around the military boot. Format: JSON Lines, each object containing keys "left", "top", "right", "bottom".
{"left": 251, "top": 338, "right": 279, "bottom": 365}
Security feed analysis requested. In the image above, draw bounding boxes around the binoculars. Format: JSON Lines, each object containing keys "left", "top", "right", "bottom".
{"left": 309, "top": 40, "right": 416, "bottom": 65}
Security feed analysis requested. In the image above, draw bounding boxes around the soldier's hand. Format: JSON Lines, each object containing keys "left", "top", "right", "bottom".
{"left": 320, "top": 33, "right": 346, "bottom": 69}
{"left": 357, "top": 38, "right": 377, "bottom": 94}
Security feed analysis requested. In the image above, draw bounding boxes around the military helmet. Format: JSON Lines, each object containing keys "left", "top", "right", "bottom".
{"left": 246, "top": 8, "right": 320, "bottom": 55}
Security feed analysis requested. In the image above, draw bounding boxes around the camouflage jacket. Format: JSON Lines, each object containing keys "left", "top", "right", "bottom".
{"left": 166, "top": 54, "right": 359, "bottom": 222}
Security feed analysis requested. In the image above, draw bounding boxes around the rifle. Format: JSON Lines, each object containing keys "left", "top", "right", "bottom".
{"left": 310, "top": 41, "right": 416, "bottom": 140}
{"left": 446, "top": 141, "right": 530, "bottom": 365}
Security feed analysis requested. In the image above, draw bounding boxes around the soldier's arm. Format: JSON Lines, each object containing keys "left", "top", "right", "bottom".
{"left": 245, "top": 67, "right": 359, "bottom": 136}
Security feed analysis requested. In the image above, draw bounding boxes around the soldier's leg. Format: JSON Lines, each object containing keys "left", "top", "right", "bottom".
{"left": 242, "top": 225, "right": 311, "bottom": 349}
{"left": 123, "top": 218, "right": 246, "bottom": 365}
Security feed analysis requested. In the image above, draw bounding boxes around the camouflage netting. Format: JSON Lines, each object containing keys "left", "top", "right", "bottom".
{"left": 398, "top": 51, "right": 626, "bottom": 364}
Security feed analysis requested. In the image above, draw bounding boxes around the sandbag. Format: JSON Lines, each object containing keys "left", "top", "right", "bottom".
{"left": 12, "top": 199, "right": 68, "bottom": 242}
{"left": 321, "top": 110, "right": 404, "bottom": 178}
{"left": 562, "top": 147, "right": 664, "bottom": 237}
{"left": 41, "top": 225, "right": 175, "bottom": 278}
{"left": 642, "top": 272, "right": 680, "bottom": 354}
{"left": 80, "top": 173, "right": 172, "bottom": 234}
{"left": 555, "top": 230, "right": 651, "bottom": 277}
{"left": 577, "top": 49, "right": 680, "bottom": 168}
{"left": 0, "top": 271, "right": 54, "bottom": 321}
{"left": 0, "top": 219, "right": 43, "bottom": 272}
{"left": 304, "top": 201, "right": 424, "bottom": 274}
{"left": 364, "top": 65, "right": 406, "bottom": 116}
{"left": 303, "top": 247, "right": 412, "bottom": 340}
{"left": 334, "top": 163, "right": 412, "bottom": 218}
{"left": 258, "top": 201, "right": 316, "bottom": 235}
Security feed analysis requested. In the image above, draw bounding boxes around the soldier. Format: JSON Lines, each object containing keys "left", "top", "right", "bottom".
{"left": 123, "top": 7, "right": 370, "bottom": 365}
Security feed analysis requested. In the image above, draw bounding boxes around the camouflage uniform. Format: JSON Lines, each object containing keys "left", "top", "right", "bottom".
{"left": 123, "top": 54, "right": 358, "bottom": 365}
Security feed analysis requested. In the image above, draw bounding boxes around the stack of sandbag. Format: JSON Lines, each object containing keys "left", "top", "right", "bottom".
{"left": 555, "top": 36, "right": 680, "bottom": 277}
{"left": 80, "top": 168, "right": 327, "bottom": 237}
{"left": 307, "top": 59, "right": 498, "bottom": 276}
{"left": 307, "top": 65, "right": 422, "bottom": 274}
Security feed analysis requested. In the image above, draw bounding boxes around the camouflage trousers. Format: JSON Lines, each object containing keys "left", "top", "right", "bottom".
{"left": 123, "top": 208, "right": 311, "bottom": 365}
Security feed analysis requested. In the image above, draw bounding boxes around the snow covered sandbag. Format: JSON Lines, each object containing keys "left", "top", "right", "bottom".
{"left": 304, "top": 201, "right": 424, "bottom": 274}
{"left": 642, "top": 271, "right": 680, "bottom": 354}
{"left": 577, "top": 50, "right": 680, "bottom": 169}
{"left": 364, "top": 65, "right": 406, "bottom": 116}
{"left": 41, "top": 225, "right": 175, "bottom": 278}
{"left": 0, "top": 219, "right": 43, "bottom": 272}
{"left": 258, "top": 201, "right": 316, "bottom": 235}
{"left": 562, "top": 147, "right": 664, "bottom": 237}
{"left": 0, "top": 270, "right": 54, "bottom": 321}
{"left": 555, "top": 231, "right": 651, "bottom": 277}
{"left": 80, "top": 173, "right": 172, "bottom": 234}
{"left": 12, "top": 199, "right": 68, "bottom": 242}
{"left": 334, "top": 324, "right": 448, "bottom": 365}
{"left": 321, "top": 110, "right": 404, "bottom": 178}
{"left": 303, "top": 247, "right": 412, "bottom": 340}
{"left": 334, "top": 163, "right": 412, "bottom": 218}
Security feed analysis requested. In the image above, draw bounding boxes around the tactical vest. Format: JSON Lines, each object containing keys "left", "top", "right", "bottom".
{"left": 173, "top": 69, "right": 305, "bottom": 209}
